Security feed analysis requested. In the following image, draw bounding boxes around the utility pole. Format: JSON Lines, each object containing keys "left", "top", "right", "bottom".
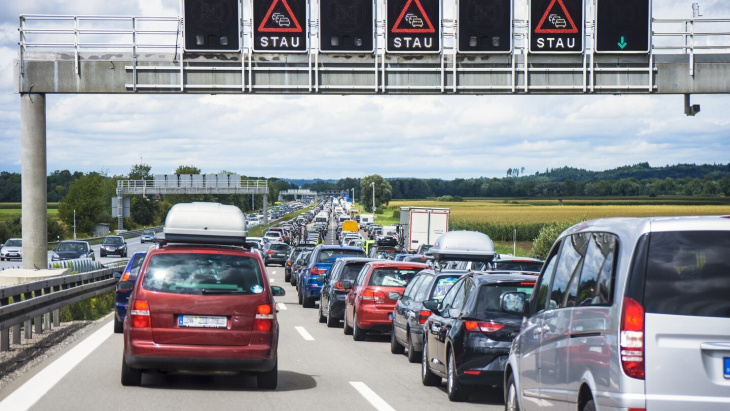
{"left": 73, "top": 209, "right": 76, "bottom": 240}
{"left": 371, "top": 182, "right": 375, "bottom": 213}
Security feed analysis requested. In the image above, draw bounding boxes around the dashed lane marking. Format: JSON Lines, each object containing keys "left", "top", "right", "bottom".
{"left": 277, "top": 303, "right": 287, "bottom": 310}
{"left": 349, "top": 381, "right": 396, "bottom": 411}
{"left": 295, "top": 326, "right": 315, "bottom": 341}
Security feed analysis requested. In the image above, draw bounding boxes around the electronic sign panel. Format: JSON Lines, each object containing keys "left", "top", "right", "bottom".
{"left": 529, "top": 0, "right": 584, "bottom": 54}
{"left": 253, "top": 0, "right": 308, "bottom": 52}
{"left": 595, "top": 0, "right": 651, "bottom": 53}
{"left": 183, "top": 0, "right": 241, "bottom": 52}
{"left": 386, "top": 0, "right": 441, "bottom": 53}
{"left": 320, "top": 0, "right": 375, "bottom": 53}
{"left": 457, "top": 0, "right": 512, "bottom": 53}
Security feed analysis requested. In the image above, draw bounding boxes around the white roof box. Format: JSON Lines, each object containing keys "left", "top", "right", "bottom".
{"left": 163, "top": 202, "right": 247, "bottom": 245}
{"left": 429, "top": 231, "right": 496, "bottom": 262}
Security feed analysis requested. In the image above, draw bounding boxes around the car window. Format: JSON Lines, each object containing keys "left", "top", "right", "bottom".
{"left": 644, "top": 231, "right": 730, "bottom": 318}
{"left": 271, "top": 244, "right": 289, "bottom": 251}
{"left": 318, "top": 249, "right": 365, "bottom": 263}
{"left": 429, "top": 275, "right": 460, "bottom": 302}
{"left": 531, "top": 243, "right": 560, "bottom": 315}
{"left": 142, "top": 253, "right": 263, "bottom": 294}
{"left": 475, "top": 283, "right": 537, "bottom": 314}
{"left": 451, "top": 278, "right": 472, "bottom": 313}
{"left": 440, "top": 280, "right": 463, "bottom": 312}
{"left": 575, "top": 233, "right": 617, "bottom": 306}
{"left": 495, "top": 261, "right": 544, "bottom": 272}
{"left": 5, "top": 239, "right": 21, "bottom": 247}
{"left": 355, "top": 265, "right": 370, "bottom": 286}
{"left": 340, "top": 262, "right": 367, "bottom": 282}
{"left": 404, "top": 275, "right": 425, "bottom": 299}
{"left": 103, "top": 237, "right": 123, "bottom": 244}
{"left": 368, "top": 268, "right": 419, "bottom": 286}
{"left": 413, "top": 275, "right": 435, "bottom": 302}
{"left": 549, "top": 233, "right": 588, "bottom": 309}
{"left": 129, "top": 255, "right": 146, "bottom": 279}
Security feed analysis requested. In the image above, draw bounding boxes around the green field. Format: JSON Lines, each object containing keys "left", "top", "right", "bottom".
{"left": 0, "top": 204, "right": 59, "bottom": 221}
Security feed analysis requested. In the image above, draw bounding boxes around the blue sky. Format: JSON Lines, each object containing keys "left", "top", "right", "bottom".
{"left": 1, "top": 0, "right": 729, "bottom": 180}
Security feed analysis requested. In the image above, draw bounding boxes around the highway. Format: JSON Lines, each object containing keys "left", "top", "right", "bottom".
{"left": 0, "top": 221, "right": 505, "bottom": 411}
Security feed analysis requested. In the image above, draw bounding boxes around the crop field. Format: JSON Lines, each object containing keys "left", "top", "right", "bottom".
{"left": 388, "top": 198, "right": 730, "bottom": 242}
{"left": 0, "top": 204, "right": 59, "bottom": 221}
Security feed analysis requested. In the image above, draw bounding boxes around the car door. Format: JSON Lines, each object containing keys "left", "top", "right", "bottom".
{"left": 514, "top": 244, "right": 560, "bottom": 410}
{"left": 427, "top": 279, "right": 466, "bottom": 376}
{"left": 322, "top": 260, "right": 340, "bottom": 315}
{"left": 346, "top": 264, "right": 370, "bottom": 325}
{"left": 394, "top": 274, "right": 424, "bottom": 344}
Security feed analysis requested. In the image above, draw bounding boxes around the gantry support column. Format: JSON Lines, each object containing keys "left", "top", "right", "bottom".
{"left": 21, "top": 93, "right": 48, "bottom": 270}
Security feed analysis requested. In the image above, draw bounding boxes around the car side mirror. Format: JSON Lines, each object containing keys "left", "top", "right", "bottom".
{"left": 388, "top": 291, "right": 401, "bottom": 300}
{"left": 501, "top": 292, "right": 527, "bottom": 315}
{"left": 113, "top": 271, "right": 123, "bottom": 279}
{"left": 271, "top": 286, "right": 286, "bottom": 296}
{"left": 422, "top": 299, "right": 440, "bottom": 312}
{"left": 341, "top": 280, "right": 353, "bottom": 290}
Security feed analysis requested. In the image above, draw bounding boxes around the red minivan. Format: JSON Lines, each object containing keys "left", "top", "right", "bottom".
{"left": 343, "top": 261, "right": 428, "bottom": 341}
{"left": 121, "top": 203, "right": 285, "bottom": 389}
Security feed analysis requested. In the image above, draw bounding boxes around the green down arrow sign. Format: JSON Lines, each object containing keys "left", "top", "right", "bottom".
{"left": 618, "top": 36, "right": 628, "bottom": 49}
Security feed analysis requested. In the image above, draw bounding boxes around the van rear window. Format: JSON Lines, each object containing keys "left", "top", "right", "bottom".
{"left": 644, "top": 231, "right": 730, "bottom": 318}
{"left": 142, "top": 253, "right": 263, "bottom": 295}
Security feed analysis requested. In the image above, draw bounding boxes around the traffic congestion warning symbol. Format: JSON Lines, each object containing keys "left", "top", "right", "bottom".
{"left": 258, "top": 0, "right": 303, "bottom": 32}
{"left": 535, "top": 0, "right": 578, "bottom": 34}
{"left": 391, "top": 0, "right": 436, "bottom": 34}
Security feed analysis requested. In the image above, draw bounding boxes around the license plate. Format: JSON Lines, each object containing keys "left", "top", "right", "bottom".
{"left": 725, "top": 358, "right": 730, "bottom": 379}
{"left": 178, "top": 315, "right": 227, "bottom": 329}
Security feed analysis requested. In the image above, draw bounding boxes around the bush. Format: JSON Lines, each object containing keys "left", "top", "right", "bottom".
{"left": 529, "top": 217, "right": 586, "bottom": 259}
{"left": 59, "top": 290, "right": 115, "bottom": 322}
{"left": 436, "top": 195, "right": 464, "bottom": 202}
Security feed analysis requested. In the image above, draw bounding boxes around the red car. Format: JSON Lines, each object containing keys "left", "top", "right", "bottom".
{"left": 343, "top": 261, "right": 428, "bottom": 341}
{"left": 121, "top": 203, "right": 285, "bottom": 389}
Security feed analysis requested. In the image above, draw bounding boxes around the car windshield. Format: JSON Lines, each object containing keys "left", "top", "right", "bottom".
{"left": 431, "top": 275, "right": 461, "bottom": 301}
{"left": 143, "top": 230, "right": 154, "bottom": 235}
{"left": 475, "top": 283, "right": 536, "bottom": 314}
{"left": 318, "top": 249, "right": 365, "bottom": 263}
{"left": 271, "top": 244, "right": 289, "bottom": 251}
{"left": 128, "top": 254, "right": 146, "bottom": 279}
{"left": 142, "top": 253, "right": 263, "bottom": 295}
{"left": 57, "top": 242, "right": 86, "bottom": 252}
{"left": 368, "top": 268, "right": 420, "bottom": 287}
{"left": 340, "top": 263, "right": 368, "bottom": 281}
{"left": 5, "top": 239, "right": 21, "bottom": 247}
{"left": 103, "top": 237, "right": 123, "bottom": 245}
{"left": 494, "top": 261, "right": 543, "bottom": 272}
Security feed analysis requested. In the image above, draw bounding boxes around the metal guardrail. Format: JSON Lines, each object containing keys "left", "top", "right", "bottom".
{"left": 46, "top": 225, "right": 163, "bottom": 248}
{"left": 0, "top": 265, "right": 123, "bottom": 351}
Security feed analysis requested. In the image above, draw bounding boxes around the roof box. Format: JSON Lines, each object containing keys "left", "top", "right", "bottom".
{"left": 429, "top": 231, "right": 496, "bottom": 262}
{"left": 163, "top": 202, "right": 247, "bottom": 245}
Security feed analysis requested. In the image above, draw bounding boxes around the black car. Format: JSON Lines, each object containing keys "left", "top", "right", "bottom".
{"left": 290, "top": 250, "right": 312, "bottom": 287}
{"left": 391, "top": 269, "right": 464, "bottom": 363}
{"left": 52, "top": 241, "right": 95, "bottom": 261}
{"left": 285, "top": 245, "right": 314, "bottom": 282}
{"left": 420, "top": 273, "right": 536, "bottom": 402}
{"left": 263, "top": 242, "right": 291, "bottom": 266}
{"left": 318, "top": 257, "right": 375, "bottom": 327}
{"left": 100, "top": 235, "right": 128, "bottom": 257}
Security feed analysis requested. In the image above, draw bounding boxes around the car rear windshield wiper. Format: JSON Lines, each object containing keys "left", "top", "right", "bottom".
{"left": 201, "top": 289, "right": 246, "bottom": 295}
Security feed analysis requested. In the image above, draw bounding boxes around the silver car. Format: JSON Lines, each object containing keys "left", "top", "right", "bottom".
{"left": 503, "top": 216, "right": 730, "bottom": 411}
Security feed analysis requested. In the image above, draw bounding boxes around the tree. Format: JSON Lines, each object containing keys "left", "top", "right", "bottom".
{"left": 360, "top": 174, "right": 392, "bottom": 212}
{"left": 129, "top": 163, "right": 152, "bottom": 180}
{"left": 175, "top": 165, "right": 201, "bottom": 175}
{"left": 58, "top": 173, "right": 110, "bottom": 235}
{"left": 131, "top": 196, "right": 158, "bottom": 225}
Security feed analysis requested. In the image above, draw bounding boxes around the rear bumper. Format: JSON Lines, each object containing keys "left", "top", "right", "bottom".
{"left": 125, "top": 354, "right": 276, "bottom": 373}
{"left": 125, "top": 340, "right": 277, "bottom": 372}
{"left": 357, "top": 305, "right": 396, "bottom": 331}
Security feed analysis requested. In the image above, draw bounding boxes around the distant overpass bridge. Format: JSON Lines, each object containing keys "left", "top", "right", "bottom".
{"left": 13, "top": 10, "right": 730, "bottom": 270}
{"left": 277, "top": 189, "right": 346, "bottom": 201}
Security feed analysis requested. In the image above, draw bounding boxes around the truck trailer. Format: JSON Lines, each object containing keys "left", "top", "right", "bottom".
{"left": 399, "top": 207, "right": 450, "bottom": 253}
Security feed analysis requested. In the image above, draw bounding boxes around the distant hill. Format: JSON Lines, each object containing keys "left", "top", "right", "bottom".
{"left": 524, "top": 162, "right": 730, "bottom": 182}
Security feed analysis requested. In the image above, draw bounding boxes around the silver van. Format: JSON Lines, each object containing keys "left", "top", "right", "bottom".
{"left": 503, "top": 216, "right": 730, "bottom": 411}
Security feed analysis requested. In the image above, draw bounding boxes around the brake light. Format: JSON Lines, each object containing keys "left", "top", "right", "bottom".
{"left": 334, "top": 282, "right": 345, "bottom": 290}
{"left": 418, "top": 310, "right": 431, "bottom": 325}
{"left": 310, "top": 265, "right": 326, "bottom": 275}
{"left": 361, "top": 289, "right": 386, "bottom": 303}
{"left": 464, "top": 320, "right": 505, "bottom": 333}
{"left": 620, "top": 297, "right": 645, "bottom": 380}
{"left": 254, "top": 304, "right": 275, "bottom": 332}
{"left": 520, "top": 282, "right": 536, "bottom": 286}
{"left": 120, "top": 271, "right": 131, "bottom": 282}
{"left": 266, "top": 250, "right": 275, "bottom": 255}
{"left": 130, "top": 300, "right": 150, "bottom": 328}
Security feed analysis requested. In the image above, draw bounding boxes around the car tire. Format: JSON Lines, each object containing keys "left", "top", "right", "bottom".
{"left": 343, "top": 313, "right": 353, "bottom": 335}
{"left": 326, "top": 306, "right": 339, "bottom": 328}
{"left": 257, "top": 360, "right": 278, "bottom": 390}
{"left": 421, "top": 337, "right": 441, "bottom": 386}
{"left": 114, "top": 316, "right": 123, "bottom": 334}
{"left": 123, "top": 251, "right": 127, "bottom": 258}
{"left": 120, "top": 354, "right": 142, "bottom": 386}
{"left": 447, "top": 349, "right": 468, "bottom": 402}
{"left": 303, "top": 295, "right": 315, "bottom": 308}
{"left": 318, "top": 302, "right": 326, "bottom": 323}
{"left": 505, "top": 374, "right": 520, "bottom": 411}
{"left": 290, "top": 274, "right": 296, "bottom": 286}
{"left": 352, "top": 313, "right": 366, "bottom": 341}
{"left": 285, "top": 272, "right": 291, "bottom": 283}
{"left": 101, "top": 253, "right": 106, "bottom": 258}
{"left": 407, "top": 330, "right": 421, "bottom": 363}
{"left": 390, "top": 324, "right": 405, "bottom": 354}
{"left": 582, "top": 400, "right": 596, "bottom": 411}
{"left": 298, "top": 288, "right": 303, "bottom": 305}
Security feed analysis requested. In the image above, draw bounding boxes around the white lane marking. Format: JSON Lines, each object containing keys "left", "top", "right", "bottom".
{"left": 277, "top": 303, "right": 287, "bottom": 310}
{"left": 295, "top": 326, "right": 315, "bottom": 341}
{"left": 269, "top": 278, "right": 275, "bottom": 283}
{"left": 0, "top": 321, "right": 114, "bottom": 411}
{"left": 349, "top": 382, "right": 396, "bottom": 411}
{"left": 271, "top": 271, "right": 277, "bottom": 275}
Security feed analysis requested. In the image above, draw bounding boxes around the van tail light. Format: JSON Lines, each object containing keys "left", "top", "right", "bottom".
{"left": 254, "top": 304, "right": 275, "bottom": 332}
{"left": 334, "top": 281, "right": 346, "bottom": 290}
{"left": 311, "top": 265, "right": 326, "bottom": 275}
{"left": 464, "top": 320, "right": 505, "bottom": 333}
{"left": 361, "top": 289, "right": 386, "bottom": 304}
{"left": 130, "top": 300, "right": 150, "bottom": 328}
{"left": 620, "top": 297, "right": 645, "bottom": 380}
{"left": 418, "top": 310, "right": 432, "bottom": 325}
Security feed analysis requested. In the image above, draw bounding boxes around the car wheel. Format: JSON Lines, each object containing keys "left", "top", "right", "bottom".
{"left": 352, "top": 313, "right": 366, "bottom": 341}
{"left": 284, "top": 272, "right": 291, "bottom": 283}
{"left": 326, "top": 305, "right": 339, "bottom": 328}
{"left": 582, "top": 400, "right": 596, "bottom": 411}
{"left": 123, "top": 251, "right": 127, "bottom": 258}
{"left": 318, "top": 302, "right": 326, "bottom": 323}
{"left": 303, "top": 294, "right": 315, "bottom": 308}
{"left": 120, "top": 354, "right": 142, "bottom": 386}
{"left": 421, "top": 337, "right": 441, "bottom": 386}
{"left": 257, "top": 360, "right": 278, "bottom": 390}
{"left": 290, "top": 274, "right": 296, "bottom": 286}
{"left": 343, "top": 312, "right": 353, "bottom": 335}
{"left": 101, "top": 253, "right": 106, "bottom": 258}
{"left": 390, "top": 324, "right": 405, "bottom": 354}
{"left": 447, "top": 349, "right": 468, "bottom": 401}
{"left": 407, "top": 330, "right": 421, "bottom": 363}
{"left": 114, "top": 316, "right": 123, "bottom": 334}
{"left": 298, "top": 288, "right": 303, "bottom": 305}
{"left": 505, "top": 374, "right": 520, "bottom": 411}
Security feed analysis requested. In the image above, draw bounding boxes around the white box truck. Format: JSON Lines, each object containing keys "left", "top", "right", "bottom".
{"left": 399, "top": 206, "right": 450, "bottom": 253}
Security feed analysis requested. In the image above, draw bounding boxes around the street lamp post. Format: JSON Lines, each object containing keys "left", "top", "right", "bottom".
{"left": 371, "top": 182, "right": 375, "bottom": 213}
{"left": 73, "top": 209, "right": 76, "bottom": 240}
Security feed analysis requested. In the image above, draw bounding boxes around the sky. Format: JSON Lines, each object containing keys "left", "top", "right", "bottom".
{"left": 1, "top": 0, "right": 729, "bottom": 181}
